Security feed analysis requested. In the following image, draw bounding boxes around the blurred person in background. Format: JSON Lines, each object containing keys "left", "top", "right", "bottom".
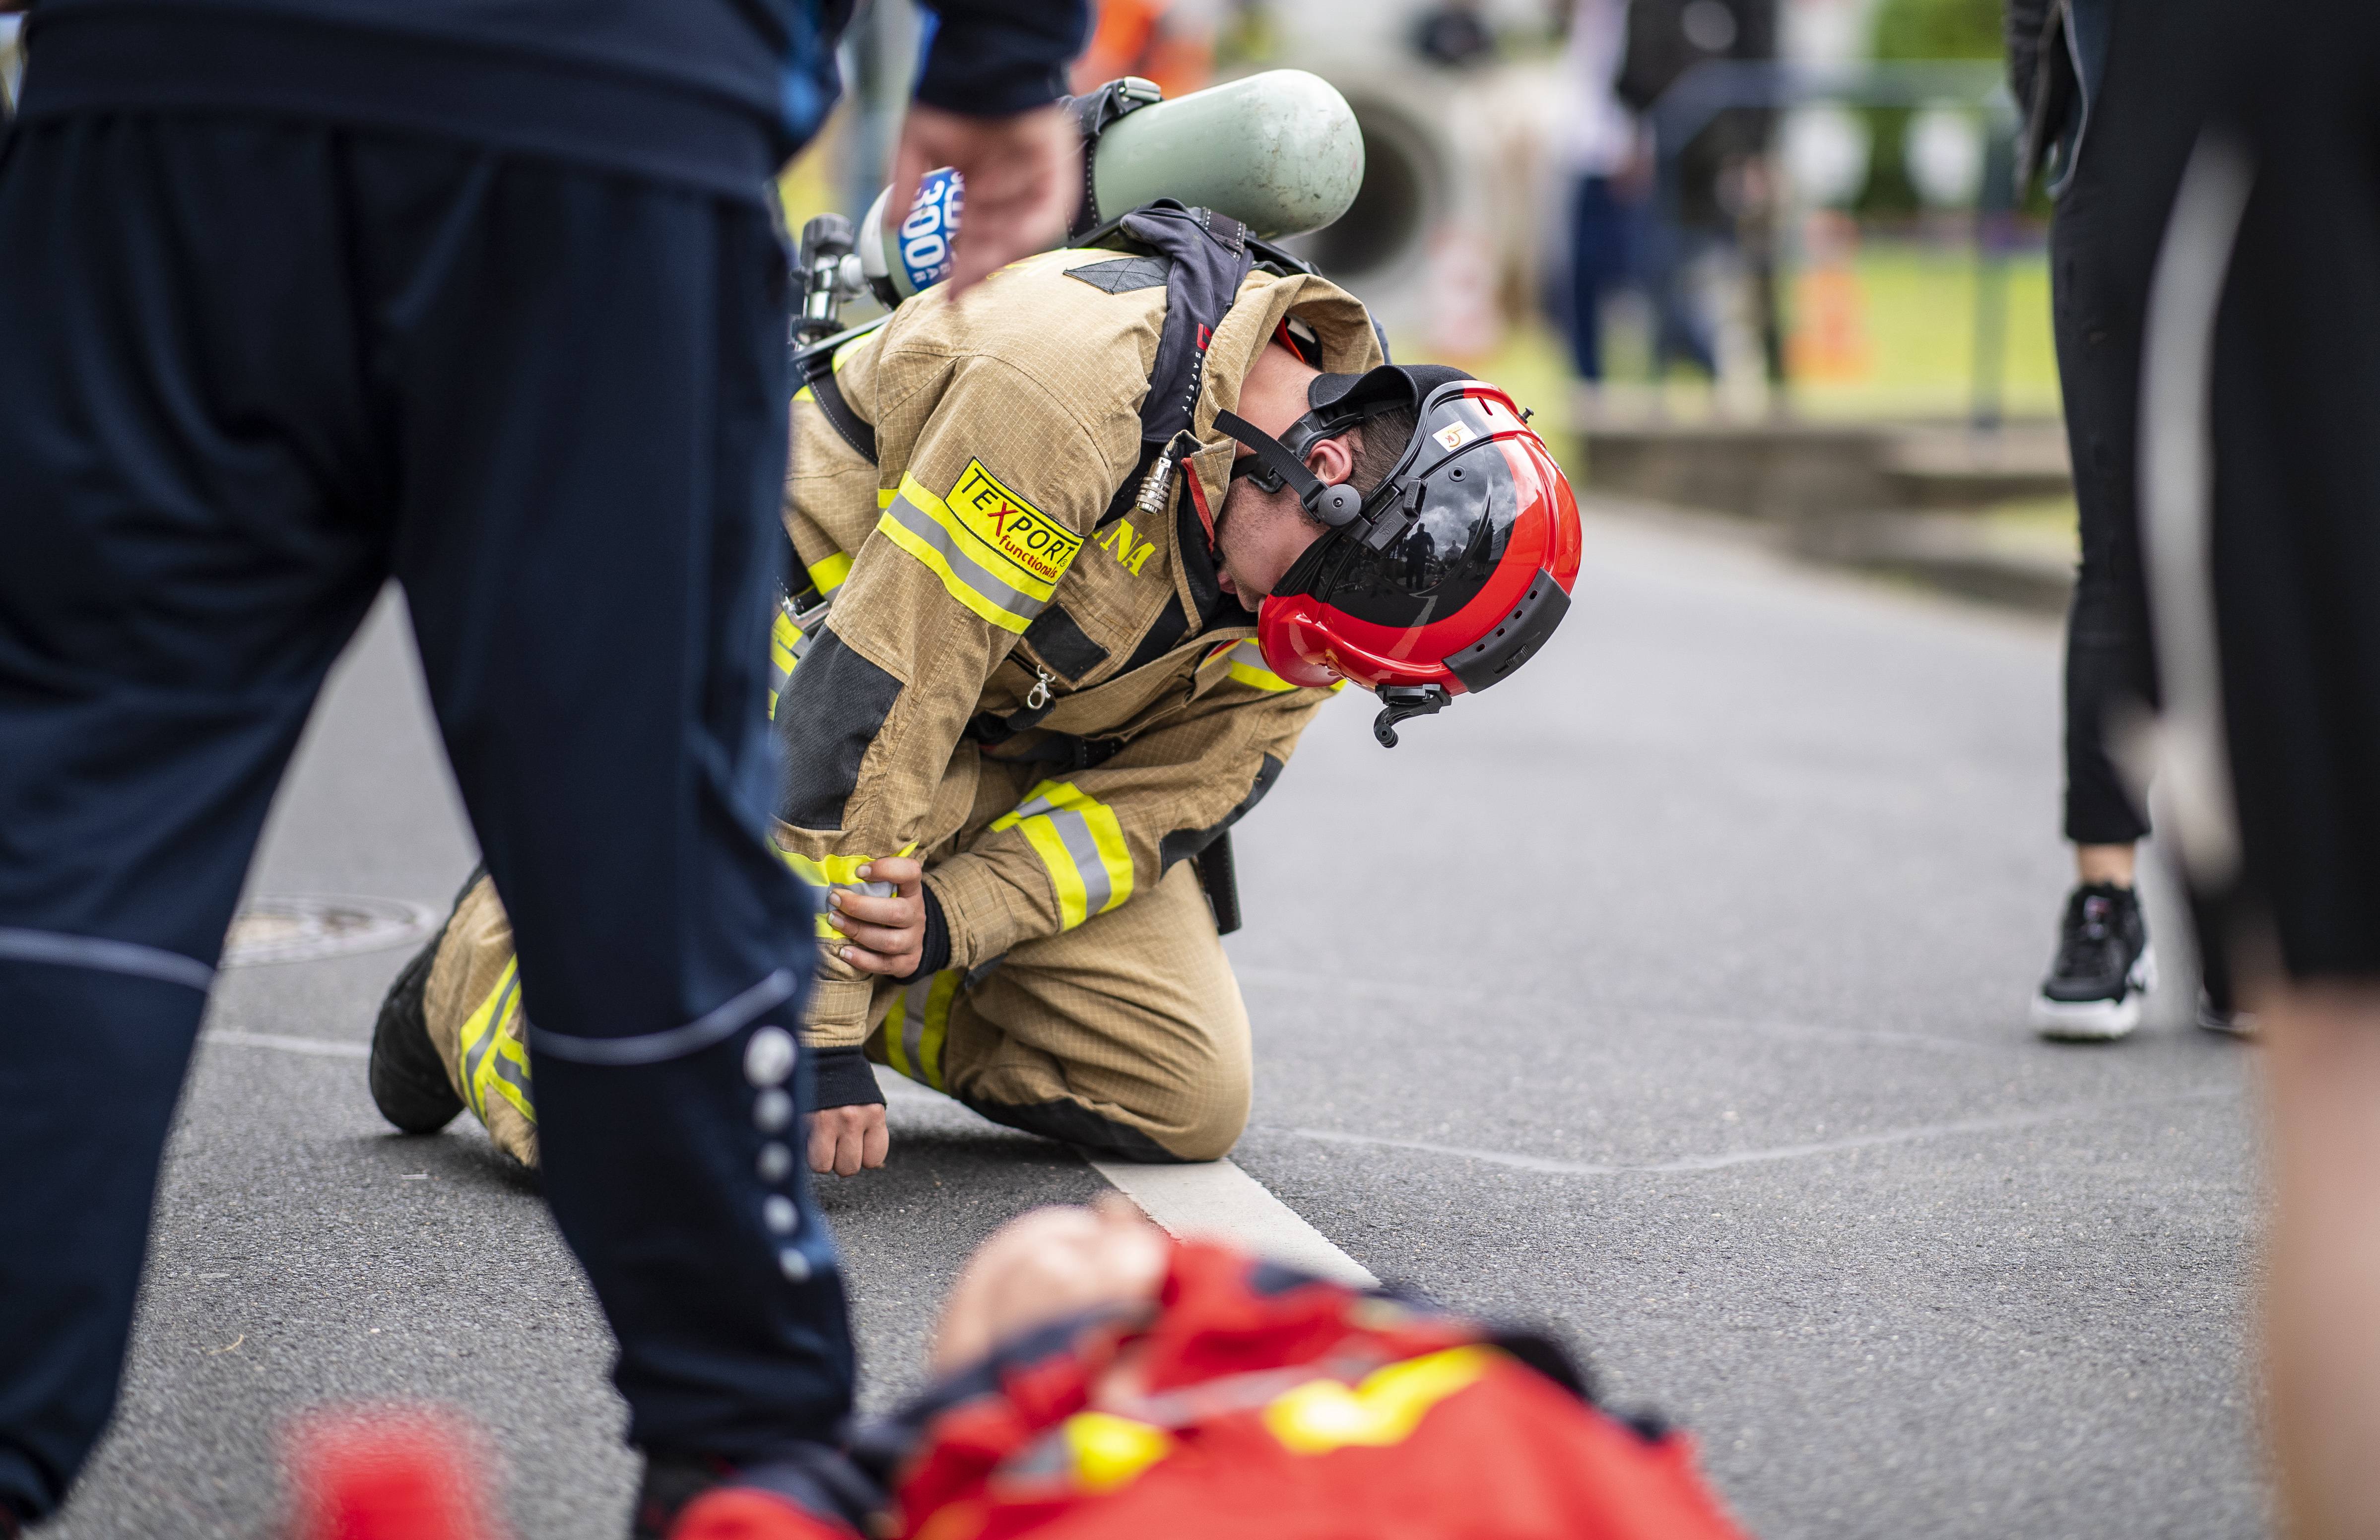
{"left": 2008, "top": 0, "right": 2248, "bottom": 1042}
{"left": 1413, "top": 0, "right": 1498, "bottom": 70}
{"left": 1070, "top": 0, "right": 1213, "bottom": 100}
{"left": 0, "top": 0, "right": 1085, "bottom": 1535}
{"left": 1558, "top": 0, "right": 1649, "bottom": 398}
{"left": 1614, "top": 0, "right": 1777, "bottom": 384}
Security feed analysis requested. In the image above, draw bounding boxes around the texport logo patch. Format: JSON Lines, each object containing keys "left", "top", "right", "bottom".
{"left": 950, "top": 459, "right": 1081, "bottom": 587}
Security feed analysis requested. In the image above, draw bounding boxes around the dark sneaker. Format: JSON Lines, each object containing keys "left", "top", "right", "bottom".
{"left": 2196, "top": 989, "right": 2257, "bottom": 1039}
{"left": 2031, "top": 883, "right": 2155, "bottom": 1041}
{"left": 367, "top": 873, "right": 475, "bottom": 1134}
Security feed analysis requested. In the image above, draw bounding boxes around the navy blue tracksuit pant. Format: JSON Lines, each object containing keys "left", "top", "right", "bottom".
{"left": 0, "top": 115, "right": 852, "bottom": 1522}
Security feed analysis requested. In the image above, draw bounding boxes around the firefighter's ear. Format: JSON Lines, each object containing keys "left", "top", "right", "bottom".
{"left": 1305, "top": 433, "right": 1356, "bottom": 489}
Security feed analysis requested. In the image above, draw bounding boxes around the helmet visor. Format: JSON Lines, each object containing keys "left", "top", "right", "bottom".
{"left": 1295, "top": 386, "right": 1528, "bottom": 627}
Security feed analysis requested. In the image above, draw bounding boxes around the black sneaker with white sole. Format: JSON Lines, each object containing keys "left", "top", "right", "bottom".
{"left": 2031, "top": 882, "right": 2155, "bottom": 1040}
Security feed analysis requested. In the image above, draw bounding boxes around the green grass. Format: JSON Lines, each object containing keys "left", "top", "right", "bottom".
{"left": 1791, "top": 241, "right": 2061, "bottom": 420}
{"left": 1428, "top": 237, "right": 2063, "bottom": 436}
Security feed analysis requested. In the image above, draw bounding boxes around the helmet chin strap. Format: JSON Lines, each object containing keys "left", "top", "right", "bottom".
{"left": 1213, "top": 410, "right": 1365, "bottom": 526}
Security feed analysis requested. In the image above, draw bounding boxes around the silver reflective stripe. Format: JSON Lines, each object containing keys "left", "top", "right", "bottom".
{"left": 771, "top": 601, "right": 820, "bottom": 706}
{"left": 462, "top": 972, "right": 521, "bottom": 1093}
{"left": 770, "top": 644, "right": 795, "bottom": 710}
{"left": 527, "top": 969, "right": 796, "bottom": 1066}
{"left": 484, "top": 1042, "right": 534, "bottom": 1112}
{"left": 900, "top": 973, "right": 931, "bottom": 1074}
{"left": 1011, "top": 794, "right": 1118, "bottom": 916}
{"left": 0, "top": 927, "right": 215, "bottom": 991}
{"left": 882, "top": 494, "right": 1045, "bottom": 618}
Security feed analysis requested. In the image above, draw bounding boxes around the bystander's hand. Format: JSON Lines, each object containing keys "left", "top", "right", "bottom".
{"left": 809, "top": 1101, "right": 889, "bottom": 1178}
{"left": 889, "top": 103, "right": 1079, "bottom": 297}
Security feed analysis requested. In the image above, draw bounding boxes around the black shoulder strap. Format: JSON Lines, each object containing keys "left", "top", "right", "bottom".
{"left": 1083, "top": 200, "right": 1264, "bottom": 529}
{"left": 804, "top": 359, "right": 878, "bottom": 464}
{"left": 1063, "top": 79, "right": 1165, "bottom": 240}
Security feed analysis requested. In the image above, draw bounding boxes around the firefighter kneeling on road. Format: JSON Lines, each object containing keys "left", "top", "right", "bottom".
{"left": 366, "top": 201, "right": 1583, "bottom": 1179}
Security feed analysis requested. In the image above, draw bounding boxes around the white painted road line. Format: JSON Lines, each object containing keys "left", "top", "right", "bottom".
{"left": 1283, "top": 1086, "right": 2240, "bottom": 1177}
{"left": 876, "top": 1069, "right": 1376, "bottom": 1287}
{"left": 201, "top": 1030, "right": 371, "bottom": 1059}
{"left": 1087, "top": 1156, "right": 1377, "bottom": 1288}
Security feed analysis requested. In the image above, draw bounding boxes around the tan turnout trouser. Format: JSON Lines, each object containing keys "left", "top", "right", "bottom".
{"left": 865, "top": 858, "right": 1250, "bottom": 1161}
{"left": 420, "top": 859, "right": 1250, "bottom": 1168}
{"left": 421, "top": 875, "right": 538, "bottom": 1168}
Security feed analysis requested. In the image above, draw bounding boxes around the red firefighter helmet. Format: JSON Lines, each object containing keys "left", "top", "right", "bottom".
{"left": 1215, "top": 365, "right": 1583, "bottom": 746}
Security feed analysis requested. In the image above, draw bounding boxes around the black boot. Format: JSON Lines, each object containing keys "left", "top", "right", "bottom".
{"left": 367, "top": 869, "right": 479, "bottom": 1133}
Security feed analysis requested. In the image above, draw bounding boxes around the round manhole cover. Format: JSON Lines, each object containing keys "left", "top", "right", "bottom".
{"left": 222, "top": 895, "right": 437, "bottom": 967}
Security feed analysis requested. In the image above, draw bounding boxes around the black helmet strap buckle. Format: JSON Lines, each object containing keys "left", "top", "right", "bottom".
{"left": 1213, "top": 409, "right": 1367, "bottom": 526}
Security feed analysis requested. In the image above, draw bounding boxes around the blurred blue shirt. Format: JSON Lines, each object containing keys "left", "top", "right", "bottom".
{"left": 16, "top": 0, "right": 1087, "bottom": 201}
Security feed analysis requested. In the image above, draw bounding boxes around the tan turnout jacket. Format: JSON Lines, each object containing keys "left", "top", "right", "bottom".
{"left": 776, "top": 247, "right": 1383, "bottom": 1050}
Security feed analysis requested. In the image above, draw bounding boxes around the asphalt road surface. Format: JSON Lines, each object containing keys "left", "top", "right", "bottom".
{"left": 42, "top": 505, "right": 2263, "bottom": 1539}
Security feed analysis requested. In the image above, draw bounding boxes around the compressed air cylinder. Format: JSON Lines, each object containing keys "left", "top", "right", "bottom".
{"left": 1089, "top": 70, "right": 1363, "bottom": 240}
{"left": 859, "top": 69, "right": 1365, "bottom": 305}
{"left": 859, "top": 168, "right": 965, "bottom": 304}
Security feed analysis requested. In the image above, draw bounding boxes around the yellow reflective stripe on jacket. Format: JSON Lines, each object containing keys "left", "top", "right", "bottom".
{"left": 767, "top": 602, "right": 810, "bottom": 721}
{"left": 779, "top": 845, "right": 918, "bottom": 940}
{"left": 881, "top": 966, "right": 963, "bottom": 1092}
{"left": 876, "top": 471, "right": 1072, "bottom": 635}
{"left": 1260, "top": 1346, "right": 1497, "bottom": 1456}
{"left": 457, "top": 959, "right": 535, "bottom": 1126}
{"left": 806, "top": 551, "right": 853, "bottom": 595}
{"left": 989, "top": 779, "right": 1133, "bottom": 930}
{"left": 1222, "top": 639, "right": 1299, "bottom": 693}
{"left": 1205, "top": 638, "right": 1345, "bottom": 694}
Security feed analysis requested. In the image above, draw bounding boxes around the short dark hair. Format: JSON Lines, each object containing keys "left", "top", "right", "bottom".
{"left": 1343, "top": 406, "right": 1419, "bottom": 498}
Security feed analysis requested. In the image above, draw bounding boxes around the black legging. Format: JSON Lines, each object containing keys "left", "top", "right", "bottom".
{"left": 2047, "top": 9, "right": 2175, "bottom": 849}
{"left": 2043, "top": 0, "right": 2257, "bottom": 1003}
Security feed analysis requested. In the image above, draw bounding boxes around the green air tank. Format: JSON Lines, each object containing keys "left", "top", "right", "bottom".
{"left": 1086, "top": 69, "right": 1366, "bottom": 240}
{"left": 859, "top": 70, "right": 1366, "bottom": 304}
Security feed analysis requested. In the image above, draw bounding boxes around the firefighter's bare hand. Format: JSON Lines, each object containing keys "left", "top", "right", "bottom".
{"left": 808, "top": 1102, "right": 891, "bottom": 1178}
{"left": 827, "top": 857, "right": 926, "bottom": 976}
{"left": 889, "top": 103, "right": 1079, "bottom": 297}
